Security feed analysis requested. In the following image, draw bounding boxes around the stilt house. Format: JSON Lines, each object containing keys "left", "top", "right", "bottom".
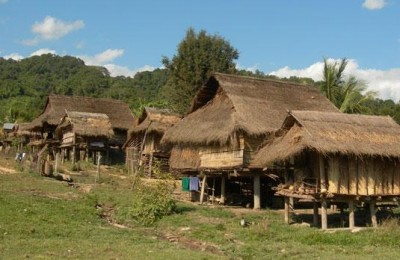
{"left": 253, "top": 110, "right": 400, "bottom": 229}
{"left": 162, "top": 73, "right": 338, "bottom": 208}
{"left": 55, "top": 111, "right": 114, "bottom": 164}
{"left": 124, "top": 107, "right": 181, "bottom": 177}
{"left": 24, "top": 95, "right": 135, "bottom": 164}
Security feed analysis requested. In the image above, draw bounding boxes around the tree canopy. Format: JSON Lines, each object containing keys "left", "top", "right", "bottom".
{"left": 319, "top": 58, "right": 377, "bottom": 114}
{"left": 161, "top": 28, "right": 239, "bottom": 114}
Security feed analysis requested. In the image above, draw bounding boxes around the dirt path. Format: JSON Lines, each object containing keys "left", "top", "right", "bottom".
{"left": 0, "top": 165, "right": 16, "bottom": 174}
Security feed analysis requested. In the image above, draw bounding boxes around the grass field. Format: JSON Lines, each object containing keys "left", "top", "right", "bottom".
{"left": 1, "top": 155, "right": 400, "bottom": 259}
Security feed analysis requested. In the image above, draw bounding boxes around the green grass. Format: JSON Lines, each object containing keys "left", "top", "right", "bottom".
{"left": 2, "top": 160, "right": 400, "bottom": 259}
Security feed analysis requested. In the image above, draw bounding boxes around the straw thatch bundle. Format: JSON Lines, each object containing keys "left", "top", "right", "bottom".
{"left": 26, "top": 95, "right": 135, "bottom": 131}
{"left": 254, "top": 110, "right": 400, "bottom": 166}
{"left": 56, "top": 111, "right": 114, "bottom": 138}
{"left": 128, "top": 107, "right": 181, "bottom": 137}
{"left": 162, "top": 73, "right": 338, "bottom": 146}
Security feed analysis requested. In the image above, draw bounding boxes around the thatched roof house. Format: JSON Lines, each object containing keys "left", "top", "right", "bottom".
{"left": 254, "top": 110, "right": 400, "bottom": 166}
{"left": 163, "top": 73, "right": 339, "bottom": 171}
{"left": 127, "top": 107, "right": 181, "bottom": 140}
{"left": 25, "top": 95, "right": 134, "bottom": 147}
{"left": 125, "top": 107, "right": 181, "bottom": 176}
{"left": 253, "top": 110, "right": 400, "bottom": 229}
{"left": 56, "top": 111, "right": 114, "bottom": 140}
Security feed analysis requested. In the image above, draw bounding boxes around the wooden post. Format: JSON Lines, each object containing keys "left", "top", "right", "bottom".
{"left": 212, "top": 177, "right": 216, "bottom": 204}
{"left": 200, "top": 175, "right": 207, "bottom": 204}
{"left": 72, "top": 133, "right": 76, "bottom": 167}
{"left": 254, "top": 175, "right": 261, "bottom": 210}
{"left": 95, "top": 153, "right": 102, "bottom": 183}
{"left": 148, "top": 152, "right": 153, "bottom": 178}
{"left": 321, "top": 198, "right": 328, "bottom": 230}
{"left": 284, "top": 197, "right": 290, "bottom": 224}
{"left": 370, "top": 200, "right": 378, "bottom": 228}
{"left": 319, "top": 155, "right": 327, "bottom": 192}
{"left": 54, "top": 152, "right": 60, "bottom": 176}
{"left": 313, "top": 201, "right": 319, "bottom": 227}
{"left": 220, "top": 176, "right": 226, "bottom": 205}
{"left": 349, "top": 200, "right": 355, "bottom": 229}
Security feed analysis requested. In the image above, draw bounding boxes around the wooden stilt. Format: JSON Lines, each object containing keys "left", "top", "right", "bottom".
{"left": 253, "top": 175, "right": 261, "bottom": 210}
{"left": 284, "top": 197, "right": 290, "bottom": 224}
{"left": 313, "top": 201, "right": 319, "bottom": 227}
{"left": 349, "top": 200, "right": 355, "bottom": 229}
{"left": 321, "top": 198, "right": 328, "bottom": 230}
{"left": 220, "top": 176, "right": 226, "bottom": 205}
{"left": 370, "top": 201, "right": 378, "bottom": 228}
{"left": 200, "top": 175, "right": 207, "bottom": 204}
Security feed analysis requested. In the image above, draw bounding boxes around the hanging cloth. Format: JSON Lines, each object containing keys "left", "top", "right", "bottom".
{"left": 189, "top": 177, "right": 199, "bottom": 191}
{"left": 182, "top": 177, "right": 190, "bottom": 192}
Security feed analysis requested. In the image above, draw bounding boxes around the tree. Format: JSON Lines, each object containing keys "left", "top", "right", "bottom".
{"left": 161, "top": 28, "right": 239, "bottom": 114}
{"left": 319, "top": 58, "right": 376, "bottom": 114}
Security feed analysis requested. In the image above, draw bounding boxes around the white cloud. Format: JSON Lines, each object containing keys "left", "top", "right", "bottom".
{"left": 269, "top": 59, "right": 400, "bottom": 101}
{"left": 80, "top": 49, "right": 124, "bottom": 65}
{"left": 104, "top": 64, "right": 155, "bottom": 77}
{"left": 0, "top": 0, "right": 9, "bottom": 4}
{"left": 236, "top": 63, "right": 260, "bottom": 73}
{"left": 362, "top": 0, "right": 387, "bottom": 10}
{"left": 4, "top": 53, "right": 24, "bottom": 61}
{"left": 23, "top": 16, "right": 84, "bottom": 45}
{"left": 30, "top": 48, "right": 57, "bottom": 57}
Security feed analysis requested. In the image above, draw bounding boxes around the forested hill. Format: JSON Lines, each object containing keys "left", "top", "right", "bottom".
{"left": 0, "top": 54, "right": 169, "bottom": 123}
{"left": 1, "top": 54, "right": 400, "bottom": 125}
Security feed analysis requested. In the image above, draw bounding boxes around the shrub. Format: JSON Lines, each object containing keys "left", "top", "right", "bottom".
{"left": 127, "top": 178, "right": 176, "bottom": 226}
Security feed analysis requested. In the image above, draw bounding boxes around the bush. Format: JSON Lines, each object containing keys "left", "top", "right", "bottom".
{"left": 127, "top": 178, "right": 176, "bottom": 226}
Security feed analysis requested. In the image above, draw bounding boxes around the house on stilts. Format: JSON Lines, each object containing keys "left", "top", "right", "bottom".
{"left": 124, "top": 107, "right": 181, "bottom": 177}
{"left": 23, "top": 95, "right": 135, "bottom": 169}
{"left": 162, "top": 72, "right": 338, "bottom": 208}
{"left": 55, "top": 110, "right": 114, "bottom": 165}
{"left": 253, "top": 110, "right": 400, "bottom": 229}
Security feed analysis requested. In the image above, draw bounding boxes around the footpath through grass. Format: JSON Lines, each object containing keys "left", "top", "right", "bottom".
{"left": 2, "top": 158, "right": 400, "bottom": 259}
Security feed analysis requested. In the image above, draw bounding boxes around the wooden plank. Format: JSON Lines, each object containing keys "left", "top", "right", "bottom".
{"left": 328, "top": 157, "right": 340, "bottom": 194}
{"left": 380, "top": 158, "right": 389, "bottom": 194}
{"left": 393, "top": 160, "right": 400, "bottom": 194}
{"left": 384, "top": 159, "right": 393, "bottom": 195}
{"left": 367, "top": 160, "right": 375, "bottom": 195}
{"left": 339, "top": 156, "right": 349, "bottom": 194}
{"left": 319, "top": 155, "right": 327, "bottom": 192}
{"left": 358, "top": 160, "right": 368, "bottom": 196}
{"left": 348, "top": 158, "right": 358, "bottom": 195}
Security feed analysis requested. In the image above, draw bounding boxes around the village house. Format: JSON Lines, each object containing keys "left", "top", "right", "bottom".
{"left": 253, "top": 110, "right": 400, "bottom": 229}
{"left": 55, "top": 110, "right": 114, "bottom": 165}
{"left": 124, "top": 107, "right": 181, "bottom": 177}
{"left": 162, "top": 72, "right": 339, "bottom": 208}
{"left": 23, "top": 95, "right": 135, "bottom": 169}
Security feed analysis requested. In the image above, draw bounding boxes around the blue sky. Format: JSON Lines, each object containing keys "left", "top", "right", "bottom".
{"left": 1, "top": 0, "right": 400, "bottom": 100}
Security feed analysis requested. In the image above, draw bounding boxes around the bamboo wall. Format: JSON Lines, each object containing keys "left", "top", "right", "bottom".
{"left": 326, "top": 155, "right": 400, "bottom": 196}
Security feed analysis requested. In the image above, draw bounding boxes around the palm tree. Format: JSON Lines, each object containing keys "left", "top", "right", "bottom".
{"left": 320, "top": 58, "right": 376, "bottom": 114}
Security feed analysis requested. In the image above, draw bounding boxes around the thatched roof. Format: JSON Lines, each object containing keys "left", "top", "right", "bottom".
{"left": 253, "top": 110, "right": 400, "bottom": 166}
{"left": 162, "top": 73, "right": 338, "bottom": 145}
{"left": 56, "top": 111, "right": 114, "bottom": 138}
{"left": 128, "top": 107, "right": 181, "bottom": 136}
{"left": 26, "top": 95, "right": 135, "bottom": 131}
